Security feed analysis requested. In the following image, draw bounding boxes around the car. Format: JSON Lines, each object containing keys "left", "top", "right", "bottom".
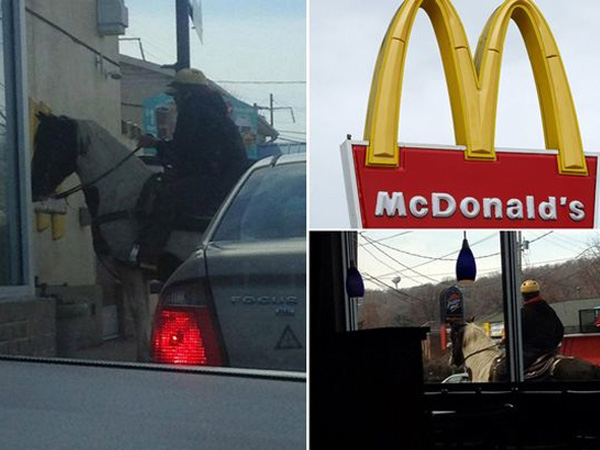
{"left": 441, "top": 372, "right": 470, "bottom": 383}
{"left": 151, "top": 154, "right": 306, "bottom": 371}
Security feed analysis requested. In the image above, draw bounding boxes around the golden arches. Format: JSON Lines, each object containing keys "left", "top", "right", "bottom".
{"left": 364, "top": 0, "right": 588, "bottom": 176}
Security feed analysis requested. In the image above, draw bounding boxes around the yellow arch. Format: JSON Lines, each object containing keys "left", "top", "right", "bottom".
{"left": 364, "top": 0, "right": 587, "bottom": 176}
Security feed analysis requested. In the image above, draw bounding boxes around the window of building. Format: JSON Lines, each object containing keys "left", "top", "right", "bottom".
{"left": 354, "top": 230, "right": 600, "bottom": 384}
{"left": 0, "top": 0, "right": 28, "bottom": 288}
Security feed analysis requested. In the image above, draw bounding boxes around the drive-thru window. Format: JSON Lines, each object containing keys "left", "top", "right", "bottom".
{"left": 354, "top": 230, "right": 600, "bottom": 383}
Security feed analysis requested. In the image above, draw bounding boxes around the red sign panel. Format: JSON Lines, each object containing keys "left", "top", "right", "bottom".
{"left": 343, "top": 143, "right": 599, "bottom": 228}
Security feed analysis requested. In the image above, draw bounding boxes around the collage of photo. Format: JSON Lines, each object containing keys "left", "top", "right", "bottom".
{"left": 1, "top": 0, "right": 600, "bottom": 449}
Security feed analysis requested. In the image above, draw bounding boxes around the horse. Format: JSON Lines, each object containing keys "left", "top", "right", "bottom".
{"left": 450, "top": 322, "right": 503, "bottom": 382}
{"left": 31, "top": 113, "right": 205, "bottom": 362}
{"left": 450, "top": 322, "right": 600, "bottom": 382}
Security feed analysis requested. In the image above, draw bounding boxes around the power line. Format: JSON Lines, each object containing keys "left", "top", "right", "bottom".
{"left": 26, "top": 7, "right": 119, "bottom": 67}
{"left": 527, "top": 230, "right": 554, "bottom": 244}
{"left": 548, "top": 233, "right": 589, "bottom": 251}
{"left": 361, "top": 234, "right": 500, "bottom": 265}
{"left": 361, "top": 231, "right": 595, "bottom": 283}
{"left": 359, "top": 231, "right": 412, "bottom": 246}
{"left": 360, "top": 241, "right": 456, "bottom": 262}
{"left": 545, "top": 236, "right": 583, "bottom": 254}
{"left": 362, "top": 274, "right": 412, "bottom": 302}
{"left": 362, "top": 234, "right": 441, "bottom": 284}
{"left": 275, "top": 136, "right": 305, "bottom": 144}
{"left": 215, "top": 80, "right": 306, "bottom": 85}
{"left": 423, "top": 255, "right": 577, "bottom": 280}
{"left": 362, "top": 273, "right": 426, "bottom": 303}
{"left": 277, "top": 129, "right": 306, "bottom": 135}
{"left": 361, "top": 245, "right": 424, "bottom": 285}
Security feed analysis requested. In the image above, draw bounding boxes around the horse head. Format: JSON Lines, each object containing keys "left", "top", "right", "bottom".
{"left": 31, "top": 112, "right": 81, "bottom": 201}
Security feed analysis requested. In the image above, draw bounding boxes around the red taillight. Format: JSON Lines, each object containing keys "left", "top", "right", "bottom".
{"left": 152, "top": 306, "right": 223, "bottom": 366}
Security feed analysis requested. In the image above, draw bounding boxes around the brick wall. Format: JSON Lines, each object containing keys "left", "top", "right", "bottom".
{"left": 0, "top": 297, "right": 56, "bottom": 356}
{"left": 44, "top": 285, "right": 104, "bottom": 357}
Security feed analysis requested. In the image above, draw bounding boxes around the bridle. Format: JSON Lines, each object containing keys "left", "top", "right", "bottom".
{"left": 452, "top": 324, "right": 499, "bottom": 366}
{"left": 50, "top": 145, "right": 143, "bottom": 200}
{"left": 463, "top": 344, "right": 499, "bottom": 363}
{"left": 45, "top": 139, "right": 149, "bottom": 230}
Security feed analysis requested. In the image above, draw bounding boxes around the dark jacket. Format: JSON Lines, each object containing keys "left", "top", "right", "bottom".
{"left": 158, "top": 87, "right": 249, "bottom": 216}
{"left": 521, "top": 296, "right": 564, "bottom": 366}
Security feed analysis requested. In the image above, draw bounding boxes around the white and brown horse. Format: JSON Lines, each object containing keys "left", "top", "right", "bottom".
{"left": 31, "top": 113, "right": 204, "bottom": 361}
{"left": 451, "top": 322, "right": 600, "bottom": 382}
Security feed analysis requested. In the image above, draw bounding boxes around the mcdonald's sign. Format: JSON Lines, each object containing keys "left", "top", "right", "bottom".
{"left": 342, "top": 0, "right": 599, "bottom": 229}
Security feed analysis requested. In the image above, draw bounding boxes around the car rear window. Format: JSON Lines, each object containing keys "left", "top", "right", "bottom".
{"left": 213, "top": 162, "right": 306, "bottom": 242}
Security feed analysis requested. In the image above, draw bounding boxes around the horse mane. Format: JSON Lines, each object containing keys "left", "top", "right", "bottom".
{"left": 462, "top": 322, "right": 493, "bottom": 348}
{"left": 461, "top": 322, "right": 501, "bottom": 382}
{"left": 58, "top": 117, "right": 151, "bottom": 187}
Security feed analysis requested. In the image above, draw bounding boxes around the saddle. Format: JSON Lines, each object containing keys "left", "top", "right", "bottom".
{"left": 524, "top": 353, "right": 561, "bottom": 381}
{"left": 489, "top": 352, "right": 561, "bottom": 381}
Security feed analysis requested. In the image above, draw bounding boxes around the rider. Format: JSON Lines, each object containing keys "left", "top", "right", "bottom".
{"left": 491, "top": 279, "right": 564, "bottom": 381}
{"left": 520, "top": 279, "right": 564, "bottom": 370}
{"left": 130, "top": 68, "right": 249, "bottom": 271}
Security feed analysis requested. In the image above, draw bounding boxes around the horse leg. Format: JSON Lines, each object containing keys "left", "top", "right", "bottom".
{"left": 119, "top": 266, "right": 152, "bottom": 362}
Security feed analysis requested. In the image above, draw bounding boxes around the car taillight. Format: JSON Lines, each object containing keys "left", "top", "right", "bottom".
{"left": 152, "top": 306, "right": 224, "bottom": 366}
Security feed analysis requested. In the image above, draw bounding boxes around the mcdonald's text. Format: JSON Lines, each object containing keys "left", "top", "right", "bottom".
{"left": 375, "top": 192, "right": 585, "bottom": 222}
{"left": 342, "top": 144, "right": 599, "bottom": 229}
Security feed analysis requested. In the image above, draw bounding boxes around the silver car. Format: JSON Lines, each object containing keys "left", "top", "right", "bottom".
{"left": 151, "top": 154, "right": 306, "bottom": 371}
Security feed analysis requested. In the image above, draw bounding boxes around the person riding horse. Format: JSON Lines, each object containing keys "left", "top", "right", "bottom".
{"left": 520, "top": 279, "right": 564, "bottom": 369}
{"left": 492, "top": 279, "right": 564, "bottom": 381}
{"left": 130, "top": 68, "right": 249, "bottom": 269}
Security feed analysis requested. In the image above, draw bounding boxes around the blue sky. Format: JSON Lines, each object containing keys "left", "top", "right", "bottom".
{"left": 121, "top": 0, "right": 306, "bottom": 144}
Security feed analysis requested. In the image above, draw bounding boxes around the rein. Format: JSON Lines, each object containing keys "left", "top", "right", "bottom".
{"left": 463, "top": 344, "right": 499, "bottom": 363}
{"left": 51, "top": 145, "right": 143, "bottom": 200}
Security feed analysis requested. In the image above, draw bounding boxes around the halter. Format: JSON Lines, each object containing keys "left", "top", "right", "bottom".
{"left": 50, "top": 145, "right": 143, "bottom": 200}
{"left": 463, "top": 343, "right": 499, "bottom": 362}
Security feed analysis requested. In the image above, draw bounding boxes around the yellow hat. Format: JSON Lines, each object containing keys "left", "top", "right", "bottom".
{"left": 166, "top": 68, "right": 208, "bottom": 93}
{"left": 520, "top": 279, "right": 540, "bottom": 294}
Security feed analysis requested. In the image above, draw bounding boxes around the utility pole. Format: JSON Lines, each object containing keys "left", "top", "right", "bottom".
{"left": 255, "top": 93, "right": 296, "bottom": 128}
{"left": 517, "top": 231, "right": 522, "bottom": 280}
{"left": 118, "top": 38, "right": 146, "bottom": 61}
{"left": 175, "top": 0, "right": 190, "bottom": 70}
{"left": 269, "top": 93, "right": 274, "bottom": 127}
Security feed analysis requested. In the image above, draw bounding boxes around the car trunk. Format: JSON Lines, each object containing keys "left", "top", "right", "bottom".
{"left": 205, "top": 238, "right": 306, "bottom": 371}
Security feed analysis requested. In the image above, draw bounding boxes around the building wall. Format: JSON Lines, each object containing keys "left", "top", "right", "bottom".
{"left": 26, "top": 0, "right": 123, "bottom": 287}
{"left": 482, "top": 298, "right": 600, "bottom": 335}
{"left": 551, "top": 298, "right": 600, "bottom": 334}
{"left": 0, "top": 0, "right": 129, "bottom": 357}
{"left": 0, "top": 297, "right": 56, "bottom": 356}
{"left": 120, "top": 56, "right": 174, "bottom": 128}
